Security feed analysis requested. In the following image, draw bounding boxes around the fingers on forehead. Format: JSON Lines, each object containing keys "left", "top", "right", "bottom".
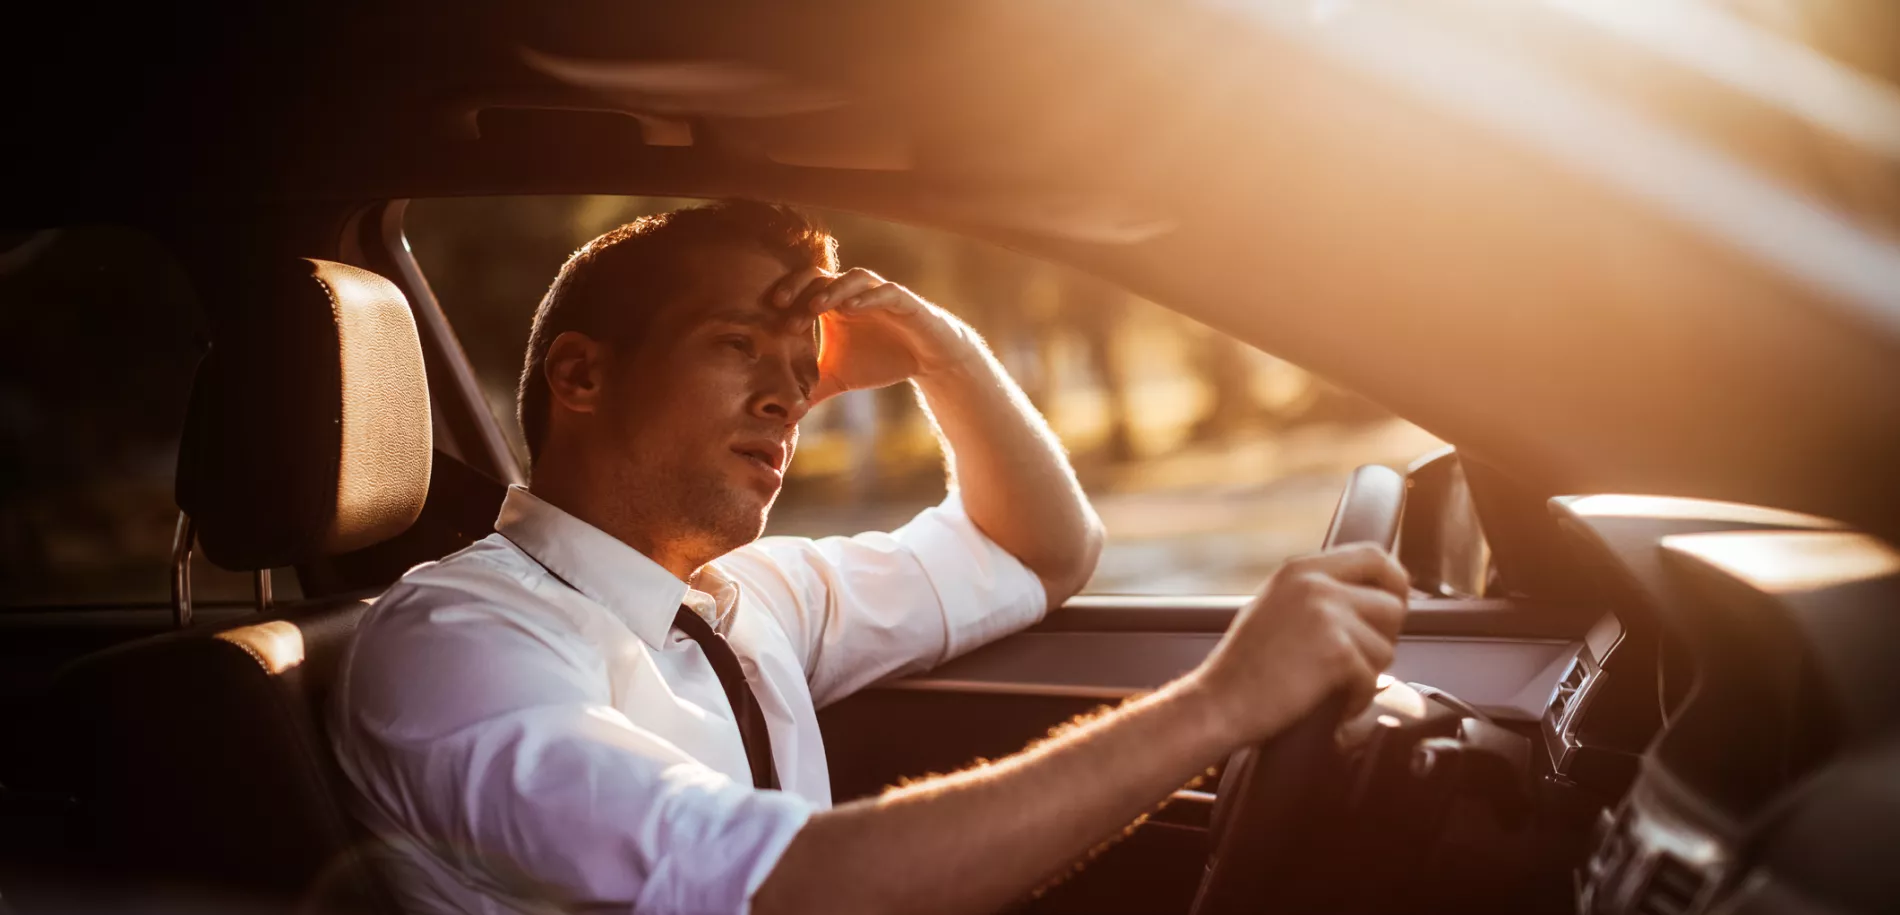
{"left": 772, "top": 266, "right": 833, "bottom": 304}
{"left": 812, "top": 271, "right": 883, "bottom": 306}
{"left": 783, "top": 265, "right": 832, "bottom": 285}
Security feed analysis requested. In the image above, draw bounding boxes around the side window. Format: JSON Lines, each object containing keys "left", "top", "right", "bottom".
{"left": 405, "top": 197, "right": 1442, "bottom": 594}
{"left": 0, "top": 227, "right": 269, "bottom": 606}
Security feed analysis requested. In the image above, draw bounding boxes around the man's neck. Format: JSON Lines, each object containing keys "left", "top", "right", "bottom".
{"left": 526, "top": 459, "right": 705, "bottom": 582}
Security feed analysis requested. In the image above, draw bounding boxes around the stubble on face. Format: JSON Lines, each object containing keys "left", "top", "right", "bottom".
{"left": 591, "top": 247, "right": 812, "bottom": 567}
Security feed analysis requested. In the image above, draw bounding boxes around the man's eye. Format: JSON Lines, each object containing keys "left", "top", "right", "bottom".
{"left": 723, "top": 336, "right": 756, "bottom": 356}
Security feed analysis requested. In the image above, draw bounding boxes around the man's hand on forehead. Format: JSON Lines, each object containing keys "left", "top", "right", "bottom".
{"left": 765, "top": 265, "right": 978, "bottom": 403}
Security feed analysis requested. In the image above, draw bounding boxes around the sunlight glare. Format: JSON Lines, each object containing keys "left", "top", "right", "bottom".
{"left": 1544, "top": 0, "right": 1900, "bottom": 159}
{"left": 1663, "top": 530, "right": 1900, "bottom": 594}
{"left": 1566, "top": 494, "right": 1839, "bottom": 528}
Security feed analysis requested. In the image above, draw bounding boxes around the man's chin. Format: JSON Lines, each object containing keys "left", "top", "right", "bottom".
{"left": 707, "top": 487, "right": 775, "bottom": 546}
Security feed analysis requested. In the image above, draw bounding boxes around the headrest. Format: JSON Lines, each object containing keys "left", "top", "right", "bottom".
{"left": 177, "top": 259, "right": 432, "bottom": 571}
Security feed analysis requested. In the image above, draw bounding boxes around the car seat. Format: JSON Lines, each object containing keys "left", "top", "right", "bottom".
{"left": 54, "top": 258, "right": 465, "bottom": 915}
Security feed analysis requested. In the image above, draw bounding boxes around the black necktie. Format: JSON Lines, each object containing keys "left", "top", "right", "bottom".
{"left": 673, "top": 606, "right": 781, "bottom": 791}
{"left": 498, "top": 535, "right": 782, "bottom": 791}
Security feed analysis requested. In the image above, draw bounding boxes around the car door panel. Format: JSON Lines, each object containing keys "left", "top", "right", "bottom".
{"left": 816, "top": 594, "right": 1598, "bottom": 914}
{"left": 880, "top": 631, "right": 1577, "bottom": 721}
{"left": 1032, "top": 595, "right": 1596, "bottom": 638}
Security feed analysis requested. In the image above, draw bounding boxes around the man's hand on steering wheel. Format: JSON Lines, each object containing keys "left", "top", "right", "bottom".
{"left": 1187, "top": 544, "right": 1410, "bottom": 746}
{"left": 760, "top": 524, "right": 1410, "bottom": 915}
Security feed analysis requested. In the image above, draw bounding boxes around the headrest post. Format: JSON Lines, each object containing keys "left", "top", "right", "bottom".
{"left": 171, "top": 512, "right": 196, "bottom": 629}
{"left": 255, "top": 569, "right": 275, "bottom": 614}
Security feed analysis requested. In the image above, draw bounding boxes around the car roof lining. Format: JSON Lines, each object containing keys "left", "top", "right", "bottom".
{"left": 15, "top": 0, "right": 1900, "bottom": 541}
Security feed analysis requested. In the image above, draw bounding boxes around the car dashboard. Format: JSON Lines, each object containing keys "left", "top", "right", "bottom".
{"left": 1535, "top": 498, "right": 1900, "bottom": 915}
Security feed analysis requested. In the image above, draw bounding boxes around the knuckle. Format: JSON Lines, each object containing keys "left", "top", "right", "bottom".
{"left": 1350, "top": 588, "right": 1390, "bottom": 616}
{"left": 1287, "top": 570, "right": 1329, "bottom": 596}
{"left": 1330, "top": 637, "right": 1360, "bottom": 672}
{"left": 1320, "top": 628, "right": 1356, "bottom": 666}
{"left": 1282, "top": 552, "right": 1322, "bottom": 572}
{"left": 1296, "top": 598, "right": 1332, "bottom": 633}
{"left": 1308, "top": 576, "right": 1350, "bottom": 608}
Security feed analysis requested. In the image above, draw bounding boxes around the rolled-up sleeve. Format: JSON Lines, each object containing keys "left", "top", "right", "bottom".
{"left": 333, "top": 594, "right": 815, "bottom": 915}
{"left": 719, "top": 493, "right": 1048, "bottom": 708}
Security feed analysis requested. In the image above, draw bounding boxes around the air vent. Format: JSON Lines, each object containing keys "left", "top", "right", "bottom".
{"left": 1581, "top": 815, "right": 1631, "bottom": 915}
{"left": 1548, "top": 659, "right": 1588, "bottom": 726}
{"left": 1632, "top": 855, "right": 1708, "bottom": 915}
{"left": 1594, "top": 824, "right": 1632, "bottom": 881}
{"left": 1581, "top": 812, "right": 1633, "bottom": 915}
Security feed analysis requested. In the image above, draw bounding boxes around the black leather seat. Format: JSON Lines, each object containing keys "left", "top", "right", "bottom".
{"left": 54, "top": 259, "right": 437, "bottom": 915}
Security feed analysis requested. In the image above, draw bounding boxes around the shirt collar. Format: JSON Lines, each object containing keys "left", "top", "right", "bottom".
{"left": 495, "top": 485, "right": 691, "bottom": 649}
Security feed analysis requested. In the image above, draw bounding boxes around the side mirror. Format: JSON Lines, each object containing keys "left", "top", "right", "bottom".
{"left": 1398, "top": 448, "right": 1494, "bottom": 598}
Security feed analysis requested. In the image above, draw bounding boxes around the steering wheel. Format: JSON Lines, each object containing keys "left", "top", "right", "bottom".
{"left": 1189, "top": 464, "right": 1406, "bottom": 915}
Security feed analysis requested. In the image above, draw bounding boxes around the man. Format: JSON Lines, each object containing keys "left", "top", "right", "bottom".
{"left": 331, "top": 201, "right": 1407, "bottom": 915}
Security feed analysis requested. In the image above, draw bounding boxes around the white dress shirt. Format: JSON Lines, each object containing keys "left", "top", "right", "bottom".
{"left": 329, "top": 485, "right": 1047, "bottom": 915}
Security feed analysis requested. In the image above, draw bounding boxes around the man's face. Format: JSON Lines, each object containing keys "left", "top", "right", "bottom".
{"left": 593, "top": 245, "right": 820, "bottom": 557}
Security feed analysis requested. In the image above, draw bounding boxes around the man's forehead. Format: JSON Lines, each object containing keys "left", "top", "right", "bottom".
{"left": 671, "top": 248, "right": 817, "bottom": 338}
{"left": 665, "top": 248, "right": 805, "bottom": 322}
{"left": 678, "top": 245, "right": 789, "bottom": 300}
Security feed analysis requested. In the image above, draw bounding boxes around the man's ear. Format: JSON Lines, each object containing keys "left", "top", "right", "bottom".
{"left": 544, "top": 330, "right": 609, "bottom": 416}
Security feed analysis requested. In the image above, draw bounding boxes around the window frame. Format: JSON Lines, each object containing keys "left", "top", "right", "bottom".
{"left": 343, "top": 200, "right": 527, "bottom": 488}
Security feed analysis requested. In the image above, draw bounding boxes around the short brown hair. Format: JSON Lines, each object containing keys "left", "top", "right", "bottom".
{"left": 517, "top": 200, "right": 838, "bottom": 464}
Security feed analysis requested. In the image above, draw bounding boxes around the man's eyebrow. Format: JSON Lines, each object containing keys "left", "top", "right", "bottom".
{"left": 705, "top": 307, "right": 816, "bottom": 333}
{"left": 704, "top": 309, "right": 774, "bottom": 328}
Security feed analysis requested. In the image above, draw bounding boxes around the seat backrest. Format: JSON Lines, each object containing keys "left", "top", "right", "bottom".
{"left": 58, "top": 597, "right": 389, "bottom": 914}
{"left": 55, "top": 258, "right": 433, "bottom": 915}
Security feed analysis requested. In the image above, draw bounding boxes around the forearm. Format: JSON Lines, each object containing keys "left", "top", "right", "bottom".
{"left": 754, "top": 673, "right": 1234, "bottom": 915}
{"left": 915, "top": 343, "right": 1103, "bottom": 604}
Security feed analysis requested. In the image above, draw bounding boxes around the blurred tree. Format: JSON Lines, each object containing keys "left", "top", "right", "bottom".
{"left": 950, "top": 237, "right": 1048, "bottom": 409}
{"left": 1189, "top": 330, "right": 1260, "bottom": 444}
{"left": 1056, "top": 270, "right": 1134, "bottom": 462}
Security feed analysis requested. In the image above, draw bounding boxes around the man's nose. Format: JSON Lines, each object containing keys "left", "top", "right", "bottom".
{"left": 747, "top": 359, "right": 811, "bottom": 426}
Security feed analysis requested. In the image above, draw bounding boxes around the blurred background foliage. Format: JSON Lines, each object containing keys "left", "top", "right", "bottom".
{"left": 407, "top": 197, "right": 1443, "bottom": 593}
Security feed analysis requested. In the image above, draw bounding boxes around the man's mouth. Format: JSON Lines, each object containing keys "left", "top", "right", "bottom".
{"left": 731, "top": 440, "right": 787, "bottom": 477}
